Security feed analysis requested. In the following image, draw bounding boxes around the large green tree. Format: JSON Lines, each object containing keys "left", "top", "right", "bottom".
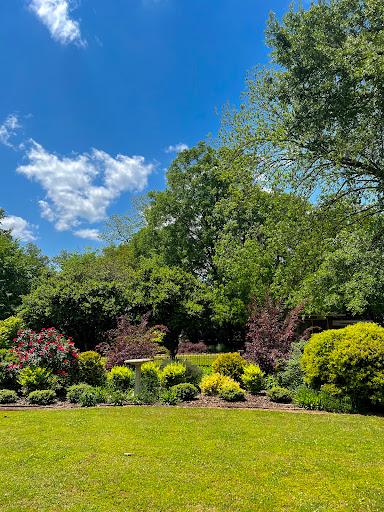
{"left": 0, "top": 209, "right": 48, "bottom": 320}
{"left": 220, "top": 0, "right": 384, "bottom": 208}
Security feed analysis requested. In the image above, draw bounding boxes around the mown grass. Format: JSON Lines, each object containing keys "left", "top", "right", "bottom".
{"left": 0, "top": 407, "right": 383, "bottom": 511}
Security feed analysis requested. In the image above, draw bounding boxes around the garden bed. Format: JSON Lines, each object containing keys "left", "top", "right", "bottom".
{"left": 0, "top": 390, "right": 304, "bottom": 412}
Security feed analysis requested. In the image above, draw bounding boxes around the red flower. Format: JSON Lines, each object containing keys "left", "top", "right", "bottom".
{"left": 13, "top": 338, "right": 17, "bottom": 341}
{"left": 62, "top": 371, "right": 66, "bottom": 375}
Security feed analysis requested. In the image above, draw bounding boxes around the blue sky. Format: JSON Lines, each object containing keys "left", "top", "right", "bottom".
{"left": 0, "top": 0, "right": 293, "bottom": 257}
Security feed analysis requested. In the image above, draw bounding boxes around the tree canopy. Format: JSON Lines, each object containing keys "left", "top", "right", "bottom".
{"left": 220, "top": 0, "right": 384, "bottom": 209}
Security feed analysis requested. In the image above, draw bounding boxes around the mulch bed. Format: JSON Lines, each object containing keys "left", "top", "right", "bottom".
{"left": 0, "top": 391, "right": 309, "bottom": 413}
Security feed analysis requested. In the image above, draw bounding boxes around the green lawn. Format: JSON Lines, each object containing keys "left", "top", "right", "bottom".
{"left": 0, "top": 407, "right": 383, "bottom": 511}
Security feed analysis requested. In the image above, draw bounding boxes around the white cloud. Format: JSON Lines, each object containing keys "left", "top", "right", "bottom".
{"left": 0, "top": 114, "right": 21, "bottom": 148}
{"left": 17, "top": 140, "right": 154, "bottom": 232}
{"left": 28, "top": 0, "right": 86, "bottom": 47}
{"left": 165, "top": 143, "right": 189, "bottom": 153}
{"left": 74, "top": 228, "right": 100, "bottom": 241}
{"left": 0, "top": 215, "right": 38, "bottom": 241}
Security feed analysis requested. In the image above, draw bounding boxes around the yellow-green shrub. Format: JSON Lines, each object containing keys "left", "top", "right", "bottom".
{"left": 0, "top": 317, "right": 24, "bottom": 349}
{"left": 302, "top": 322, "right": 384, "bottom": 404}
{"left": 141, "top": 361, "right": 161, "bottom": 394}
{"left": 160, "top": 362, "right": 186, "bottom": 388}
{"left": 77, "top": 351, "right": 106, "bottom": 386}
{"left": 200, "top": 373, "right": 241, "bottom": 396}
{"left": 107, "top": 366, "right": 134, "bottom": 391}
{"left": 241, "top": 364, "right": 264, "bottom": 394}
{"left": 211, "top": 352, "right": 246, "bottom": 382}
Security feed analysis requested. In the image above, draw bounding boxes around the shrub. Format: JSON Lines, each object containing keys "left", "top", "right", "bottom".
{"left": 267, "top": 386, "right": 294, "bottom": 403}
{"left": 294, "top": 386, "right": 356, "bottom": 413}
{"left": 219, "top": 387, "right": 246, "bottom": 402}
{"left": 241, "top": 364, "right": 265, "bottom": 394}
{"left": 66, "top": 383, "right": 92, "bottom": 403}
{"left": 79, "top": 388, "right": 97, "bottom": 407}
{"left": 8, "top": 327, "right": 79, "bottom": 381}
{"left": 200, "top": 373, "right": 241, "bottom": 396}
{"left": 28, "top": 389, "right": 56, "bottom": 405}
{"left": 171, "top": 383, "right": 198, "bottom": 401}
{"left": 107, "top": 366, "right": 134, "bottom": 391}
{"left": 77, "top": 351, "right": 106, "bottom": 386}
{"left": 0, "top": 389, "right": 18, "bottom": 404}
{"left": 107, "top": 390, "right": 126, "bottom": 406}
{"left": 211, "top": 352, "right": 246, "bottom": 382}
{"left": 245, "top": 293, "right": 316, "bottom": 373}
{"left": 17, "top": 366, "right": 53, "bottom": 395}
{"left": 161, "top": 358, "right": 203, "bottom": 386}
{"left": 159, "top": 389, "right": 181, "bottom": 405}
{"left": 0, "top": 348, "right": 20, "bottom": 390}
{"left": 0, "top": 317, "right": 24, "bottom": 349}
{"left": 277, "top": 339, "right": 307, "bottom": 390}
{"left": 264, "top": 375, "right": 279, "bottom": 390}
{"left": 177, "top": 341, "right": 208, "bottom": 354}
{"left": 302, "top": 322, "right": 384, "bottom": 405}
{"left": 93, "top": 386, "right": 108, "bottom": 403}
{"left": 160, "top": 362, "right": 186, "bottom": 389}
{"left": 141, "top": 361, "right": 161, "bottom": 395}
{"left": 97, "top": 313, "right": 168, "bottom": 369}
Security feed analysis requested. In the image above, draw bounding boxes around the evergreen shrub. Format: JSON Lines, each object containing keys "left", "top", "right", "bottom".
{"left": 211, "top": 352, "right": 246, "bottom": 382}
{"left": 200, "top": 373, "right": 241, "bottom": 396}
{"left": 27, "top": 389, "right": 56, "bottom": 405}
{"left": 107, "top": 366, "right": 134, "bottom": 391}
{"left": 66, "top": 383, "right": 92, "bottom": 403}
{"left": 77, "top": 351, "right": 106, "bottom": 386}
{"left": 170, "top": 383, "right": 198, "bottom": 401}
{"left": 241, "top": 364, "right": 264, "bottom": 394}
{"left": 0, "top": 389, "right": 17, "bottom": 404}
{"left": 219, "top": 387, "right": 246, "bottom": 402}
{"left": 267, "top": 386, "right": 294, "bottom": 403}
{"left": 160, "top": 362, "right": 186, "bottom": 388}
{"left": 302, "top": 322, "right": 384, "bottom": 405}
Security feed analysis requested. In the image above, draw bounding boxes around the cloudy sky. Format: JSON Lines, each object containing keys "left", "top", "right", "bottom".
{"left": 0, "top": 0, "right": 292, "bottom": 257}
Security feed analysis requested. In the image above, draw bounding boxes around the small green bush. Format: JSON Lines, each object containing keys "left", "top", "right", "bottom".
{"left": 66, "top": 383, "right": 92, "bottom": 403}
{"left": 162, "top": 358, "right": 203, "bottom": 386}
{"left": 107, "top": 366, "right": 134, "bottom": 391}
{"left": 241, "top": 364, "right": 264, "bottom": 394}
{"left": 267, "top": 386, "right": 294, "bottom": 403}
{"left": 200, "top": 373, "right": 241, "bottom": 396}
{"left": 171, "top": 383, "right": 198, "bottom": 401}
{"left": 302, "top": 322, "right": 384, "bottom": 405}
{"left": 141, "top": 361, "right": 161, "bottom": 395}
{"left": 79, "top": 388, "right": 97, "bottom": 407}
{"left": 17, "top": 366, "right": 53, "bottom": 395}
{"left": 159, "top": 389, "right": 181, "bottom": 405}
{"left": 211, "top": 352, "right": 246, "bottom": 382}
{"left": 28, "top": 389, "right": 56, "bottom": 405}
{"left": 264, "top": 375, "right": 279, "bottom": 390}
{"left": 93, "top": 386, "right": 108, "bottom": 403}
{"left": 77, "top": 351, "right": 106, "bottom": 386}
{"left": 160, "top": 362, "right": 186, "bottom": 389}
{"left": 219, "top": 387, "right": 246, "bottom": 402}
{"left": 0, "top": 389, "right": 18, "bottom": 404}
{"left": 0, "top": 317, "right": 24, "bottom": 350}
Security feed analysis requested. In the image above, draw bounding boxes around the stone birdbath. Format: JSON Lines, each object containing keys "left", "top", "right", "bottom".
{"left": 125, "top": 358, "right": 153, "bottom": 397}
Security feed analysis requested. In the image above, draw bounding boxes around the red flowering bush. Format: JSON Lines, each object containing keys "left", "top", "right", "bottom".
{"left": 7, "top": 327, "right": 79, "bottom": 380}
{"left": 97, "top": 313, "right": 168, "bottom": 369}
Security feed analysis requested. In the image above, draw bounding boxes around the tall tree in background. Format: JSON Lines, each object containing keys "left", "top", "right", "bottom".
{"left": 220, "top": 0, "right": 384, "bottom": 210}
{"left": 0, "top": 209, "right": 48, "bottom": 320}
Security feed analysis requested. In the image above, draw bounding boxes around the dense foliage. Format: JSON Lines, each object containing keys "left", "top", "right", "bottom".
{"left": 302, "top": 322, "right": 384, "bottom": 405}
